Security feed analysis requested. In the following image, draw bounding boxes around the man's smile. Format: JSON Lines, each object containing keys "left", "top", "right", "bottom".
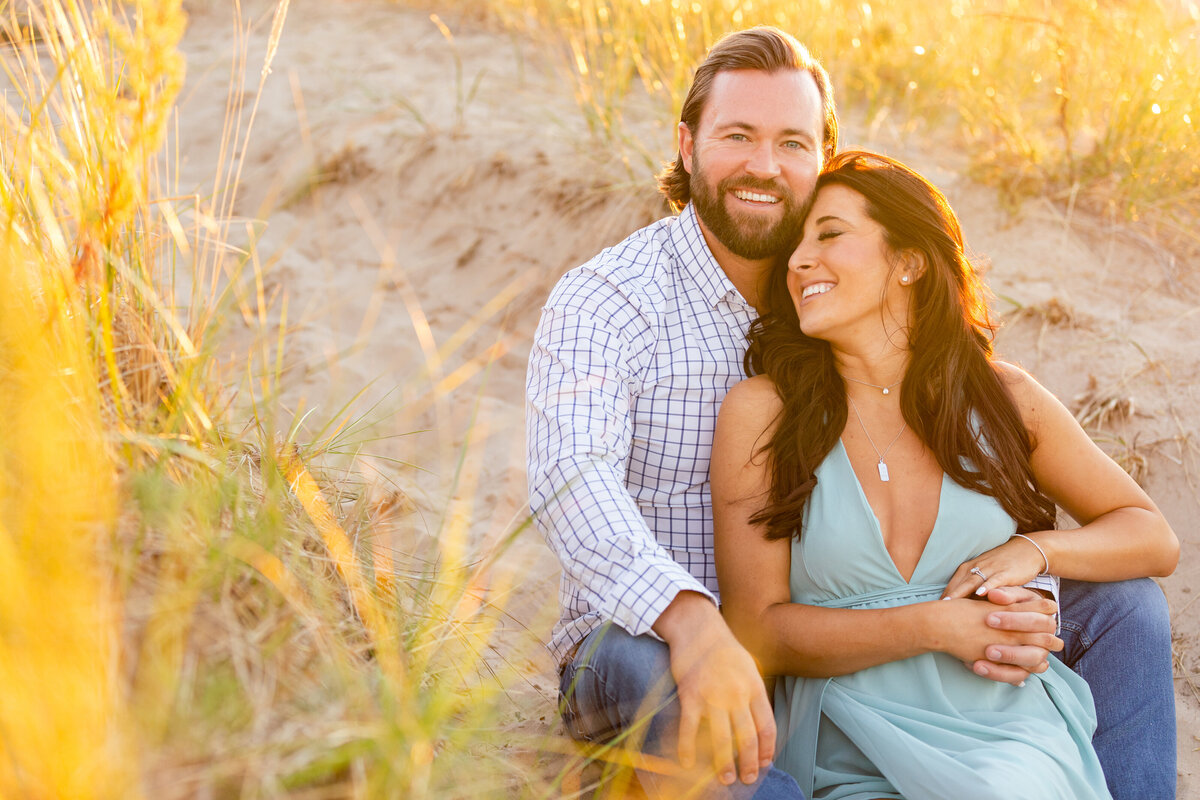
{"left": 732, "top": 189, "right": 781, "bottom": 205}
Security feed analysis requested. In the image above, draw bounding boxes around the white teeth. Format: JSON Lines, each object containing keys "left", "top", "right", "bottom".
{"left": 734, "top": 190, "right": 779, "bottom": 204}
{"left": 802, "top": 283, "right": 833, "bottom": 299}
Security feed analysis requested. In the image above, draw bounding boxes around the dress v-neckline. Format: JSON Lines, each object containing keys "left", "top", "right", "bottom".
{"left": 835, "top": 439, "right": 947, "bottom": 585}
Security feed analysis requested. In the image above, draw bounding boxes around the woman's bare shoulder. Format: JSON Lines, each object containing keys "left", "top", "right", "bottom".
{"left": 996, "top": 358, "right": 1059, "bottom": 400}
{"left": 991, "top": 359, "right": 1062, "bottom": 438}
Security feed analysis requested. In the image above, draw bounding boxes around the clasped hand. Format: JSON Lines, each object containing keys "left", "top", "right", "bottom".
{"left": 938, "top": 585, "right": 1063, "bottom": 686}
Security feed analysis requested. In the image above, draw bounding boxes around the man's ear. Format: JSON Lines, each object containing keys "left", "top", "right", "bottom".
{"left": 678, "top": 122, "right": 695, "bottom": 174}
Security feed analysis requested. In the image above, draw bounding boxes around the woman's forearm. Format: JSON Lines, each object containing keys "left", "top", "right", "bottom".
{"left": 733, "top": 594, "right": 1060, "bottom": 679}
{"left": 945, "top": 507, "right": 1179, "bottom": 601}
{"left": 747, "top": 601, "right": 935, "bottom": 677}
{"left": 1029, "top": 507, "right": 1179, "bottom": 582}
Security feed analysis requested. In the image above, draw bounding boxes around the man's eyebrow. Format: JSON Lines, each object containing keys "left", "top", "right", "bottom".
{"left": 710, "top": 121, "right": 756, "bottom": 132}
{"left": 712, "top": 121, "right": 817, "bottom": 140}
{"left": 780, "top": 128, "right": 817, "bottom": 140}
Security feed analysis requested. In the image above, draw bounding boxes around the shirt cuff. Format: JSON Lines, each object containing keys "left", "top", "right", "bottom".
{"left": 1024, "top": 574, "right": 1061, "bottom": 634}
{"left": 606, "top": 556, "right": 716, "bottom": 640}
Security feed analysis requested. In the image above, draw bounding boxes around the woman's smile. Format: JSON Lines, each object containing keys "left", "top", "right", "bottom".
{"left": 799, "top": 281, "right": 834, "bottom": 302}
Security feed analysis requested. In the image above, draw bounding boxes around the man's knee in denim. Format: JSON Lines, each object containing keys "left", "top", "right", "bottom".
{"left": 1058, "top": 577, "right": 1171, "bottom": 663}
{"left": 559, "top": 626, "right": 681, "bottom": 754}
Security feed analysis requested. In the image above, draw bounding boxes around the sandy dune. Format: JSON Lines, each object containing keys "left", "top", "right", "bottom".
{"left": 176, "top": 1, "right": 1199, "bottom": 793}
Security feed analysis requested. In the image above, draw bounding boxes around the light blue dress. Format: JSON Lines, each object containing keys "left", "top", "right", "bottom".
{"left": 774, "top": 440, "right": 1112, "bottom": 800}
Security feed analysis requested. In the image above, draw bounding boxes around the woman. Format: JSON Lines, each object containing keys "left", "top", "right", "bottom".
{"left": 711, "top": 151, "right": 1178, "bottom": 799}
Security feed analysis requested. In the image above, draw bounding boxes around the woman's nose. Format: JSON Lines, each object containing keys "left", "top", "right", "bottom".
{"left": 788, "top": 244, "right": 813, "bottom": 273}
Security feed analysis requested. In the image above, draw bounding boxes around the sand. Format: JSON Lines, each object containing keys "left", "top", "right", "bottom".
{"left": 175, "top": 1, "right": 1199, "bottom": 793}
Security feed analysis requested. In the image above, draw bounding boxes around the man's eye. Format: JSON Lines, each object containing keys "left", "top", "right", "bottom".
{"left": 729, "top": 133, "right": 748, "bottom": 142}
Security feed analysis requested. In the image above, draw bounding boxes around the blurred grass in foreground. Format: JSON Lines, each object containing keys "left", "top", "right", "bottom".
{"left": 0, "top": 1, "right": 554, "bottom": 796}
{"left": 472, "top": 0, "right": 1199, "bottom": 260}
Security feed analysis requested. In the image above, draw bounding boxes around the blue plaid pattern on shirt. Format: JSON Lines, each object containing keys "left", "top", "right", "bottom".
{"left": 526, "top": 204, "right": 1059, "bottom": 666}
{"left": 526, "top": 205, "right": 756, "bottom": 666}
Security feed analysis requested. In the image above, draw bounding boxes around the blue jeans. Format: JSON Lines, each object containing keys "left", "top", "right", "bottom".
{"left": 559, "top": 624, "right": 805, "bottom": 799}
{"left": 1057, "top": 577, "right": 1175, "bottom": 800}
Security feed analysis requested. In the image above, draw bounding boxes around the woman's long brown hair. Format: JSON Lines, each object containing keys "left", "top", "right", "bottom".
{"left": 744, "top": 151, "right": 1056, "bottom": 540}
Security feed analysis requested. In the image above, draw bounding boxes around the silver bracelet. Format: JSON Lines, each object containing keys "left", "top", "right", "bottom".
{"left": 1012, "top": 533, "right": 1050, "bottom": 575}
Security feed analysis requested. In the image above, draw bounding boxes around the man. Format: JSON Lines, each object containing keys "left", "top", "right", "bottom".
{"left": 526, "top": 26, "right": 1174, "bottom": 799}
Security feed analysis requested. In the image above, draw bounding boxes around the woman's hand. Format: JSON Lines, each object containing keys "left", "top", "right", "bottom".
{"left": 942, "top": 535, "right": 1049, "bottom": 599}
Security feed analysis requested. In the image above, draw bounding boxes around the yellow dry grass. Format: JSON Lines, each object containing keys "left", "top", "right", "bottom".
{"left": 1, "top": 1, "right": 539, "bottom": 796}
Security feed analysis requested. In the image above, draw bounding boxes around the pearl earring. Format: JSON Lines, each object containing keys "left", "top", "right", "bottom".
{"left": 901, "top": 275, "right": 909, "bottom": 284}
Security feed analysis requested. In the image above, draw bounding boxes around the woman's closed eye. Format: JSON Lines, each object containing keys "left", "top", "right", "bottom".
{"left": 817, "top": 230, "right": 843, "bottom": 241}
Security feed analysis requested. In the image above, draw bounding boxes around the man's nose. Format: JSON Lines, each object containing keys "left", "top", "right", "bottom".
{"left": 745, "top": 142, "right": 780, "bottom": 179}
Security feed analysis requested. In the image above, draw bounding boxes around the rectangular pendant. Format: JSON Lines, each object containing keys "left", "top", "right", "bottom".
{"left": 877, "top": 461, "right": 890, "bottom": 482}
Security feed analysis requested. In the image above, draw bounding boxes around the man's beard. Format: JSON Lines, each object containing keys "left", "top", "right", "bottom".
{"left": 689, "top": 152, "right": 806, "bottom": 260}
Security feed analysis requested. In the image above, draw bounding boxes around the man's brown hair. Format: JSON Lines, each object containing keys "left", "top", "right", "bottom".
{"left": 656, "top": 27, "right": 839, "bottom": 212}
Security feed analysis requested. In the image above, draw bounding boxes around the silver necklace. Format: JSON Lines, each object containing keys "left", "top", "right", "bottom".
{"left": 847, "top": 395, "right": 907, "bottom": 482}
{"left": 844, "top": 374, "right": 903, "bottom": 396}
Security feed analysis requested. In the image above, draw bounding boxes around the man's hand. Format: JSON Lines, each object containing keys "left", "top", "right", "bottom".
{"left": 962, "top": 586, "right": 1063, "bottom": 685}
{"left": 653, "top": 592, "right": 775, "bottom": 787}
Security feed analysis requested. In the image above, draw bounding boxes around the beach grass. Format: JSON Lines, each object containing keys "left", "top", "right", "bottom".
{"left": 0, "top": 1, "right": 553, "bottom": 796}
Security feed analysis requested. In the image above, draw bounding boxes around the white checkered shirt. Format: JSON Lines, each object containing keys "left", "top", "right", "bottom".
{"left": 526, "top": 204, "right": 1058, "bottom": 667}
{"left": 526, "top": 205, "right": 754, "bottom": 666}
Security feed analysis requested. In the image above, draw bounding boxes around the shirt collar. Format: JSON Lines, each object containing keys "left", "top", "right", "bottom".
{"left": 670, "top": 204, "right": 751, "bottom": 310}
